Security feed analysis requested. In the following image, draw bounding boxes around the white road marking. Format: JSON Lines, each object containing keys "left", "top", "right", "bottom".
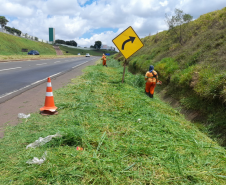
{"left": 36, "top": 63, "right": 47, "bottom": 65}
{"left": 0, "top": 67, "right": 21, "bottom": 72}
{"left": 0, "top": 72, "right": 62, "bottom": 99}
{"left": 31, "top": 79, "right": 46, "bottom": 85}
{"left": 54, "top": 61, "right": 61, "bottom": 63}
{"left": 49, "top": 72, "right": 62, "bottom": 78}
{"left": 0, "top": 84, "right": 33, "bottom": 99}
{"left": 72, "top": 60, "right": 90, "bottom": 68}
{"left": 0, "top": 59, "right": 94, "bottom": 99}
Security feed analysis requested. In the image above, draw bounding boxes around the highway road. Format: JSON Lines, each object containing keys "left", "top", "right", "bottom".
{"left": 0, "top": 56, "right": 99, "bottom": 103}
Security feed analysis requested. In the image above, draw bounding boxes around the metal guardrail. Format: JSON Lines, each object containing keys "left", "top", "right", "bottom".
{"left": 57, "top": 44, "right": 93, "bottom": 50}
{"left": 57, "top": 44, "right": 115, "bottom": 51}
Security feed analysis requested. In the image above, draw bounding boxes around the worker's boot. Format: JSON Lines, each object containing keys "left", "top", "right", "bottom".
{"left": 149, "top": 94, "right": 153, "bottom": 98}
{"left": 145, "top": 91, "right": 149, "bottom": 96}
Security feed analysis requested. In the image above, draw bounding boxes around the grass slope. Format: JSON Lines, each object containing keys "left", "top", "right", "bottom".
{"left": 0, "top": 58, "right": 225, "bottom": 184}
{"left": 116, "top": 7, "right": 226, "bottom": 145}
{"left": 59, "top": 45, "right": 118, "bottom": 56}
{"left": 0, "top": 32, "right": 56, "bottom": 55}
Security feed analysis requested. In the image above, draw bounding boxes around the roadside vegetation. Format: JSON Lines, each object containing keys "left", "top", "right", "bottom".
{"left": 0, "top": 54, "right": 84, "bottom": 61}
{"left": 116, "top": 7, "right": 226, "bottom": 146}
{"left": 0, "top": 32, "right": 56, "bottom": 55}
{"left": 0, "top": 58, "right": 225, "bottom": 184}
{"left": 59, "top": 45, "right": 118, "bottom": 56}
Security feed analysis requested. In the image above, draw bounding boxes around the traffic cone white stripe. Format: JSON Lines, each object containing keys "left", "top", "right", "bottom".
{"left": 46, "top": 92, "right": 53, "bottom": 97}
{"left": 40, "top": 77, "right": 57, "bottom": 112}
{"left": 47, "top": 82, "right": 52, "bottom": 87}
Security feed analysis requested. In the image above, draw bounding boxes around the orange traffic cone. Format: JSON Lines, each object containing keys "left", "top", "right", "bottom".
{"left": 40, "top": 77, "right": 58, "bottom": 115}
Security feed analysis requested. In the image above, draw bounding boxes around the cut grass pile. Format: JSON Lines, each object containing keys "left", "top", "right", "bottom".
{"left": 0, "top": 58, "right": 225, "bottom": 184}
{"left": 59, "top": 45, "right": 118, "bottom": 56}
{"left": 0, "top": 32, "right": 56, "bottom": 55}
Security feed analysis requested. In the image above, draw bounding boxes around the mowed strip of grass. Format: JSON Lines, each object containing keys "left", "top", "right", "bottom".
{"left": 0, "top": 58, "right": 225, "bottom": 184}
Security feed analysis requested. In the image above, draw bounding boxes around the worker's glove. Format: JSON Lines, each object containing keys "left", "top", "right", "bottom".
{"left": 157, "top": 80, "right": 162, "bottom": 85}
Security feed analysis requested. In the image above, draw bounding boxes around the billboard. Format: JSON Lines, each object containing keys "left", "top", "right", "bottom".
{"left": 49, "top": 28, "right": 55, "bottom": 42}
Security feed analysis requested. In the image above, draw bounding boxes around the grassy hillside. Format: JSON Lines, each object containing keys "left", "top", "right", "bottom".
{"left": 0, "top": 32, "right": 56, "bottom": 55}
{"left": 0, "top": 58, "right": 225, "bottom": 184}
{"left": 115, "top": 7, "right": 226, "bottom": 145}
{"left": 59, "top": 45, "right": 118, "bottom": 56}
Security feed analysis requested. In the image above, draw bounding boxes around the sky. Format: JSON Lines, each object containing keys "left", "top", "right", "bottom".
{"left": 0, "top": 0, "right": 225, "bottom": 48}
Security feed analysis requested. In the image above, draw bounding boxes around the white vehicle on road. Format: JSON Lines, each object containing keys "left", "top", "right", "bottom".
{"left": 86, "top": 53, "right": 90, "bottom": 57}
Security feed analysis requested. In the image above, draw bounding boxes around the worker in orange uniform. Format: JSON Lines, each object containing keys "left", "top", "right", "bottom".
{"left": 101, "top": 53, "right": 107, "bottom": 67}
{"left": 145, "top": 65, "right": 158, "bottom": 98}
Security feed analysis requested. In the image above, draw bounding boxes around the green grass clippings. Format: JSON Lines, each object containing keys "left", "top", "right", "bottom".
{"left": 0, "top": 58, "right": 225, "bottom": 184}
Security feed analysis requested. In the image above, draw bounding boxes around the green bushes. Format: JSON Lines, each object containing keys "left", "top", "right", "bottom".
{"left": 194, "top": 69, "right": 226, "bottom": 101}
{"left": 187, "top": 51, "right": 202, "bottom": 66}
{"left": 171, "top": 66, "right": 196, "bottom": 87}
{"left": 129, "top": 56, "right": 152, "bottom": 74}
{"left": 155, "top": 58, "right": 179, "bottom": 83}
{"left": 106, "top": 57, "right": 121, "bottom": 68}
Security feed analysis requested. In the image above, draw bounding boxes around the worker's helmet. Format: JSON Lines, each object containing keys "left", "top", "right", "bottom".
{"left": 149, "top": 65, "right": 154, "bottom": 72}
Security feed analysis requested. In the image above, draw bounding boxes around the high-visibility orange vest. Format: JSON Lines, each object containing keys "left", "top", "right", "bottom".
{"left": 145, "top": 70, "right": 158, "bottom": 83}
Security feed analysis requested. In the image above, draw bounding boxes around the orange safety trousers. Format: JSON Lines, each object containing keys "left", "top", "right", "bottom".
{"left": 103, "top": 60, "right": 106, "bottom": 66}
{"left": 145, "top": 82, "right": 156, "bottom": 95}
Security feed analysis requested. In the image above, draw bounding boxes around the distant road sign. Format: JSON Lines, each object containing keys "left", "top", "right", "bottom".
{"left": 112, "top": 26, "right": 144, "bottom": 59}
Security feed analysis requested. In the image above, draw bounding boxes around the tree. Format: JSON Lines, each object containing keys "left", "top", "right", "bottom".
{"left": 55, "top": 39, "right": 66, "bottom": 44}
{"left": 69, "top": 40, "right": 77, "bottom": 46}
{"left": 94, "top": 41, "right": 102, "bottom": 49}
{"left": 64, "top": 40, "right": 77, "bottom": 46}
{"left": 65, "top": 41, "right": 71, "bottom": 45}
{"left": 5, "top": 26, "right": 22, "bottom": 36}
{"left": 0, "top": 16, "right": 9, "bottom": 29}
{"left": 165, "top": 8, "right": 193, "bottom": 45}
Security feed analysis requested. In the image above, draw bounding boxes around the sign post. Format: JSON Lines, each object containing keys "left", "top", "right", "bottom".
{"left": 112, "top": 26, "right": 144, "bottom": 83}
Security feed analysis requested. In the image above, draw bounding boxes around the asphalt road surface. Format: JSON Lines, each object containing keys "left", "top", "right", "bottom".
{"left": 0, "top": 57, "right": 99, "bottom": 138}
{"left": 0, "top": 56, "right": 99, "bottom": 103}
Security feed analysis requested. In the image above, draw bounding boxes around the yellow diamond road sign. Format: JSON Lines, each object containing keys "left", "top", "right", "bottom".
{"left": 112, "top": 26, "right": 144, "bottom": 59}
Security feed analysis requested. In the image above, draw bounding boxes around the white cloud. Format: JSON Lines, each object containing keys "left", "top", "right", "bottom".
{"left": 41, "top": 0, "right": 81, "bottom": 16}
{"left": 0, "top": 0, "right": 34, "bottom": 17}
{"left": 160, "top": 0, "right": 168, "bottom": 7}
{"left": 77, "top": 0, "right": 89, "bottom": 5}
{"left": 76, "top": 31, "right": 117, "bottom": 47}
{"left": 1, "top": 0, "right": 225, "bottom": 48}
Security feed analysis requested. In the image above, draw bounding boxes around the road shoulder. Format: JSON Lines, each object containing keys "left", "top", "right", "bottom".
{"left": 0, "top": 59, "right": 98, "bottom": 138}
